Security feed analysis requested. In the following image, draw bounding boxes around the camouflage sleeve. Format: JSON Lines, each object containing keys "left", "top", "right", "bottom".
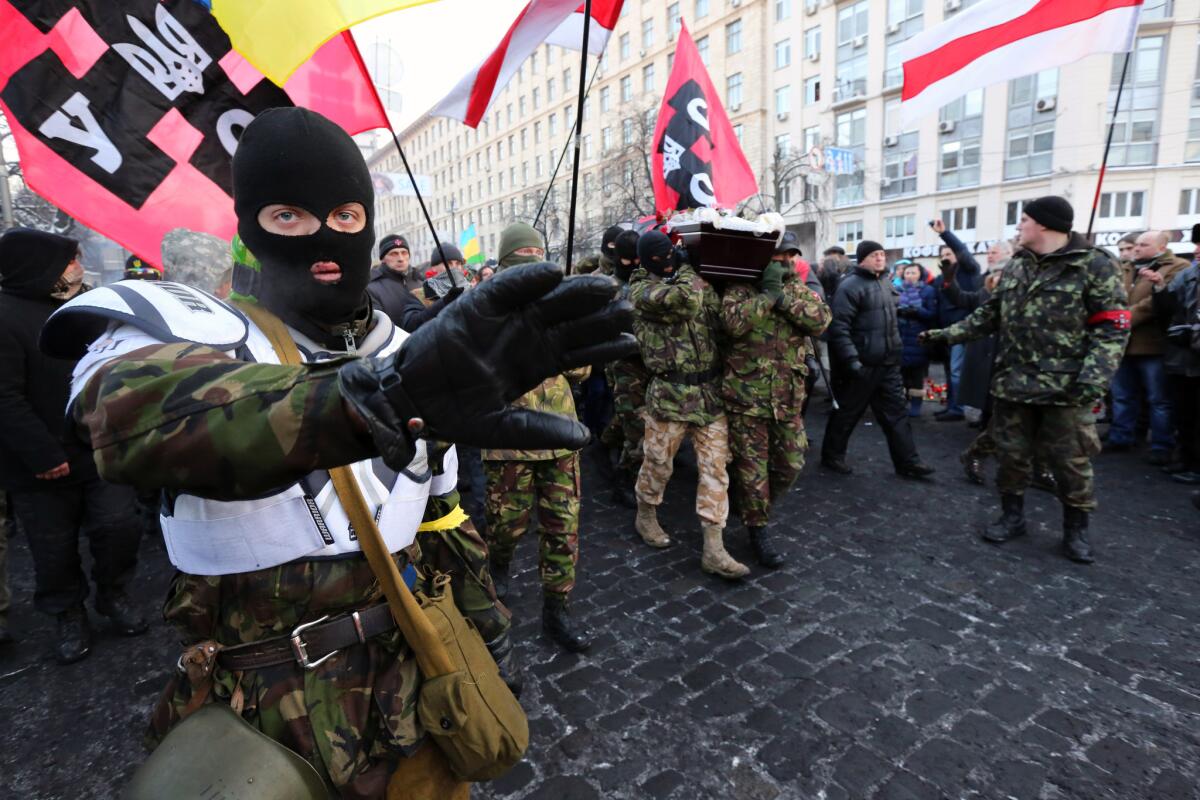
{"left": 777, "top": 280, "right": 832, "bottom": 337}
{"left": 940, "top": 290, "right": 1001, "bottom": 344}
{"left": 1078, "top": 252, "right": 1131, "bottom": 390}
{"left": 573, "top": 255, "right": 600, "bottom": 275}
{"left": 720, "top": 283, "right": 772, "bottom": 339}
{"left": 565, "top": 365, "right": 592, "bottom": 384}
{"left": 73, "top": 343, "right": 375, "bottom": 500}
{"left": 631, "top": 265, "right": 704, "bottom": 323}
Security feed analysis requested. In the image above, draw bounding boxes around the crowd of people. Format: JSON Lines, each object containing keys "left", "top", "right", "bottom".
{"left": 0, "top": 106, "right": 1191, "bottom": 794}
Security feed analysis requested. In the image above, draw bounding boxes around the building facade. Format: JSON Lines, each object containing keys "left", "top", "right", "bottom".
{"left": 371, "top": 0, "right": 1196, "bottom": 268}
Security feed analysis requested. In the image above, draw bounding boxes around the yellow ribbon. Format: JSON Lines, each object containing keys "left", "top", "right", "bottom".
{"left": 417, "top": 505, "right": 470, "bottom": 532}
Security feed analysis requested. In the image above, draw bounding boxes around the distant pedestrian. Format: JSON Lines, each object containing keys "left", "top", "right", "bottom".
{"left": 930, "top": 219, "right": 983, "bottom": 422}
{"left": 895, "top": 260, "right": 938, "bottom": 417}
{"left": 1151, "top": 248, "right": 1200, "bottom": 485}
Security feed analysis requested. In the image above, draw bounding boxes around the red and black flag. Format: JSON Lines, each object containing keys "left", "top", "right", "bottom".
{"left": 650, "top": 21, "right": 757, "bottom": 213}
{"left": 0, "top": 0, "right": 386, "bottom": 267}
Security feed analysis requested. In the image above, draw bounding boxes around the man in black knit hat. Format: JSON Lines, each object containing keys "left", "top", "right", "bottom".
{"left": 822, "top": 240, "right": 935, "bottom": 479}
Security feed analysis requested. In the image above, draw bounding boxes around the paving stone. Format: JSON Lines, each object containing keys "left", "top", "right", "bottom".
{"left": 904, "top": 738, "right": 975, "bottom": 790}
{"left": 816, "top": 690, "right": 881, "bottom": 734}
{"left": 904, "top": 689, "right": 958, "bottom": 725}
{"left": 789, "top": 631, "right": 845, "bottom": 663}
{"left": 980, "top": 684, "right": 1042, "bottom": 726}
{"left": 832, "top": 744, "right": 893, "bottom": 795}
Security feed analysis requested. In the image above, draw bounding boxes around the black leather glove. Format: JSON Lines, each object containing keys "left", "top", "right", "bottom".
{"left": 340, "top": 262, "right": 636, "bottom": 466}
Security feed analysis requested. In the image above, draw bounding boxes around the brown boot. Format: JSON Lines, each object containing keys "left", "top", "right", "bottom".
{"left": 700, "top": 524, "right": 749, "bottom": 579}
{"left": 635, "top": 500, "right": 671, "bottom": 548}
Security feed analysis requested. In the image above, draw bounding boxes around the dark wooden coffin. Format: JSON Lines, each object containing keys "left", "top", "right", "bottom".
{"left": 672, "top": 221, "right": 779, "bottom": 283}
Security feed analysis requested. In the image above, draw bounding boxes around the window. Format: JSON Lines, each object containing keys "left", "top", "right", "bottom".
{"left": 804, "top": 75, "right": 821, "bottom": 105}
{"left": 642, "top": 18, "right": 654, "bottom": 50}
{"left": 733, "top": 124, "right": 745, "bottom": 144}
{"left": 695, "top": 0, "right": 709, "bottom": 18}
{"left": 532, "top": 88, "right": 540, "bottom": 109}
{"left": 521, "top": 162, "right": 529, "bottom": 184}
{"left": 530, "top": 52, "right": 538, "bottom": 74}
{"left": 834, "top": 108, "right": 865, "bottom": 207}
{"left": 602, "top": 127, "right": 613, "bottom": 152}
{"left": 623, "top": 118, "right": 634, "bottom": 144}
{"left": 1142, "top": 0, "right": 1173, "bottom": 20}
{"left": 804, "top": 26, "right": 821, "bottom": 59}
{"left": 776, "top": 0, "right": 791, "bottom": 21}
{"left": 837, "top": 220, "right": 864, "bottom": 246}
{"left": 940, "top": 206, "right": 978, "bottom": 235}
{"left": 938, "top": 89, "right": 983, "bottom": 190}
{"left": 506, "top": 103, "right": 513, "bottom": 125}
{"left": 884, "top": 0, "right": 923, "bottom": 89}
{"left": 1005, "top": 70, "right": 1057, "bottom": 179}
{"left": 620, "top": 75, "right": 633, "bottom": 102}
{"left": 697, "top": 36, "right": 711, "bottom": 66}
{"left": 549, "top": 113, "right": 558, "bottom": 137}
{"left": 884, "top": 214, "right": 916, "bottom": 246}
{"left": 519, "top": 96, "right": 527, "bottom": 116}
{"left": 1107, "top": 37, "right": 1165, "bottom": 167}
{"left": 803, "top": 126, "right": 820, "bottom": 151}
{"left": 775, "top": 86, "right": 791, "bottom": 116}
{"left": 1099, "top": 191, "right": 1146, "bottom": 220}
{"left": 882, "top": 99, "right": 918, "bottom": 198}
{"left": 546, "top": 45, "right": 556, "bottom": 63}
{"left": 600, "top": 86, "right": 611, "bottom": 112}
{"left": 1005, "top": 199, "right": 1032, "bottom": 227}
{"left": 620, "top": 33, "right": 631, "bottom": 60}
{"left": 520, "top": 128, "right": 528, "bottom": 150}
{"left": 727, "top": 73, "right": 744, "bottom": 109}
{"left": 774, "top": 39, "right": 792, "bottom": 70}
{"left": 548, "top": 78, "right": 557, "bottom": 102}
{"left": 534, "top": 121, "right": 543, "bottom": 143}
{"left": 643, "top": 63, "right": 655, "bottom": 93}
{"left": 1180, "top": 188, "right": 1200, "bottom": 215}
{"left": 535, "top": 155, "right": 544, "bottom": 177}
{"left": 668, "top": 3, "right": 681, "bottom": 39}
{"left": 1188, "top": 40, "right": 1200, "bottom": 162}
{"left": 836, "top": 1, "right": 869, "bottom": 102}
{"left": 727, "top": 20, "right": 743, "bottom": 55}
{"left": 583, "top": 134, "right": 593, "bottom": 160}
{"left": 775, "top": 132, "right": 791, "bottom": 156}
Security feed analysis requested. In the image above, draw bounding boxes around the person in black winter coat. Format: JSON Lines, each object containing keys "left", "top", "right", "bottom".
{"left": 894, "top": 260, "right": 938, "bottom": 417}
{"left": 366, "top": 235, "right": 464, "bottom": 332}
{"left": 821, "top": 241, "right": 935, "bottom": 479}
{"left": 1152, "top": 259, "right": 1200, "bottom": 484}
{"left": 0, "top": 229, "right": 145, "bottom": 664}
{"left": 931, "top": 219, "right": 983, "bottom": 421}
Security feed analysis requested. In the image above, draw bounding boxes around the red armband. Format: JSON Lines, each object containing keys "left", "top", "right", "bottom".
{"left": 1086, "top": 310, "right": 1131, "bottom": 330}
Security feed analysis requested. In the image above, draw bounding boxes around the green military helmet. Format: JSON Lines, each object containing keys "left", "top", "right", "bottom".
{"left": 124, "top": 704, "right": 331, "bottom": 800}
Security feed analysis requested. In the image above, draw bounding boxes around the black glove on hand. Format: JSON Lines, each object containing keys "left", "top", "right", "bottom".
{"left": 760, "top": 261, "right": 787, "bottom": 301}
{"left": 340, "top": 262, "right": 636, "bottom": 465}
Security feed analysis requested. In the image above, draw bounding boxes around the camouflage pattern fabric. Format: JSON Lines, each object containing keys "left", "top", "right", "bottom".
{"left": 728, "top": 411, "right": 807, "bottom": 528}
{"left": 720, "top": 276, "right": 831, "bottom": 420}
{"left": 932, "top": 234, "right": 1129, "bottom": 405}
{"left": 630, "top": 264, "right": 725, "bottom": 426}
{"left": 992, "top": 400, "right": 1101, "bottom": 511}
{"left": 74, "top": 342, "right": 371, "bottom": 500}
{"left": 481, "top": 368, "right": 590, "bottom": 462}
{"left": 635, "top": 413, "right": 730, "bottom": 527}
{"left": 573, "top": 252, "right": 615, "bottom": 276}
{"left": 602, "top": 354, "right": 650, "bottom": 470}
{"left": 963, "top": 427, "right": 997, "bottom": 460}
{"left": 482, "top": 453, "right": 581, "bottom": 596}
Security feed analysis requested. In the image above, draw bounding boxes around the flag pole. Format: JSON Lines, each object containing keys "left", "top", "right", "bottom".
{"left": 347, "top": 33, "right": 458, "bottom": 288}
{"left": 1086, "top": 50, "right": 1132, "bottom": 239}
{"left": 535, "top": 59, "right": 602, "bottom": 229}
{"left": 563, "top": 0, "right": 594, "bottom": 275}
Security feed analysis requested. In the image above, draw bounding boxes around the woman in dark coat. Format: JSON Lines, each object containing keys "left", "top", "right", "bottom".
{"left": 895, "top": 261, "right": 938, "bottom": 417}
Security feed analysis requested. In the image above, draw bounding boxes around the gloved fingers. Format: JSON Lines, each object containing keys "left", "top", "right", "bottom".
{"left": 554, "top": 300, "right": 634, "bottom": 351}
{"left": 559, "top": 333, "right": 639, "bottom": 371}
{"left": 465, "top": 262, "right": 564, "bottom": 318}
{"left": 462, "top": 408, "right": 590, "bottom": 451}
{"left": 532, "top": 274, "right": 622, "bottom": 325}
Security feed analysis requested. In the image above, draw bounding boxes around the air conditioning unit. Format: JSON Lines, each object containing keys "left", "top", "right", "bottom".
{"left": 730, "top": 103, "right": 742, "bottom": 112}
{"left": 938, "top": 120, "right": 956, "bottom": 134}
{"left": 731, "top": 0, "right": 742, "bottom": 6}
{"left": 945, "top": 0, "right": 962, "bottom": 11}
{"left": 887, "top": 22, "right": 902, "bottom": 35}
{"left": 884, "top": 135, "right": 900, "bottom": 148}
{"left": 807, "top": 51, "right": 820, "bottom": 62}
{"left": 639, "top": 49, "right": 647, "bottom": 58}
{"left": 881, "top": 177, "right": 893, "bottom": 188}
{"left": 853, "top": 35, "right": 867, "bottom": 48}
{"left": 805, "top": 0, "right": 819, "bottom": 15}
{"left": 1035, "top": 96, "right": 1057, "bottom": 113}
{"left": 777, "top": 112, "right": 789, "bottom": 122}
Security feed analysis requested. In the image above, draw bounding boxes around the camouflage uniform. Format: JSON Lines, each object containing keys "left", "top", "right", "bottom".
{"left": 630, "top": 264, "right": 728, "bottom": 525}
{"left": 601, "top": 278, "right": 650, "bottom": 470}
{"left": 481, "top": 369, "right": 589, "bottom": 596}
{"left": 933, "top": 234, "right": 1129, "bottom": 510}
{"left": 73, "top": 335, "right": 508, "bottom": 798}
{"left": 573, "top": 252, "right": 616, "bottom": 277}
{"left": 721, "top": 277, "right": 832, "bottom": 527}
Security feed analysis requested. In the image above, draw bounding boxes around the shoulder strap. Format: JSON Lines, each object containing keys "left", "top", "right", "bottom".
{"left": 231, "top": 301, "right": 455, "bottom": 678}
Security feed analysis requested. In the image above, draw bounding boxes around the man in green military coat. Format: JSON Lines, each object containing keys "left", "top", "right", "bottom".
{"left": 922, "top": 196, "right": 1129, "bottom": 563}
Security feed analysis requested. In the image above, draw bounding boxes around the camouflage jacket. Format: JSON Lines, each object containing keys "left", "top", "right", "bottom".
{"left": 721, "top": 277, "right": 832, "bottom": 420}
{"left": 607, "top": 280, "right": 650, "bottom": 412}
{"left": 938, "top": 233, "right": 1129, "bottom": 406}
{"left": 574, "top": 252, "right": 615, "bottom": 276}
{"left": 481, "top": 367, "right": 591, "bottom": 461}
{"left": 630, "top": 264, "right": 724, "bottom": 425}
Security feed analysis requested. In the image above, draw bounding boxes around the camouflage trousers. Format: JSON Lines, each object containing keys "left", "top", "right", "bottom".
{"left": 600, "top": 405, "right": 645, "bottom": 470}
{"left": 728, "top": 412, "right": 808, "bottom": 528}
{"left": 483, "top": 453, "right": 581, "bottom": 597}
{"left": 993, "top": 400, "right": 1101, "bottom": 511}
{"left": 636, "top": 413, "right": 730, "bottom": 527}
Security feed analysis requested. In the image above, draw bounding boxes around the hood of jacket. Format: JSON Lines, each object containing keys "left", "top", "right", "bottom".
{"left": 0, "top": 229, "right": 78, "bottom": 300}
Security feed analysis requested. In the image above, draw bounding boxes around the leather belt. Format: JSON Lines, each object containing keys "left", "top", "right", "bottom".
{"left": 218, "top": 602, "right": 397, "bottom": 671}
{"left": 659, "top": 365, "right": 721, "bottom": 386}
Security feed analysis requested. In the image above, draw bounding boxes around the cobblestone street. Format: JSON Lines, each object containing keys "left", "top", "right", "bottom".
{"left": 1, "top": 403, "right": 1197, "bottom": 799}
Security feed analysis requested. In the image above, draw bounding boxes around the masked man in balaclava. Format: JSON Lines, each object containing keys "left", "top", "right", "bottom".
{"left": 42, "top": 108, "right": 633, "bottom": 796}
{"left": 573, "top": 224, "right": 624, "bottom": 276}
{"left": 598, "top": 229, "right": 649, "bottom": 508}
{"left": 481, "top": 223, "right": 593, "bottom": 652}
{"left": 629, "top": 232, "right": 748, "bottom": 579}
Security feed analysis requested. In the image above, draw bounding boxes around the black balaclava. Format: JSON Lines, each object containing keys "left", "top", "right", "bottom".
{"left": 602, "top": 225, "right": 623, "bottom": 254}
{"left": 638, "top": 231, "right": 674, "bottom": 278}
{"left": 0, "top": 228, "right": 80, "bottom": 301}
{"left": 614, "top": 230, "right": 640, "bottom": 281}
{"left": 232, "top": 107, "right": 375, "bottom": 347}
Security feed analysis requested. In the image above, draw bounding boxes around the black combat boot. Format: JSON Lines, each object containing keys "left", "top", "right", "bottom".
{"left": 821, "top": 455, "right": 853, "bottom": 475}
{"left": 748, "top": 526, "right": 784, "bottom": 569}
{"left": 542, "top": 594, "right": 592, "bottom": 653}
{"left": 95, "top": 591, "right": 148, "bottom": 636}
{"left": 1031, "top": 462, "right": 1058, "bottom": 494}
{"left": 896, "top": 461, "right": 936, "bottom": 479}
{"left": 610, "top": 468, "right": 638, "bottom": 509}
{"left": 55, "top": 605, "right": 92, "bottom": 665}
{"left": 982, "top": 494, "right": 1027, "bottom": 543}
{"left": 960, "top": 450, "right": 985, "bottom": 486}
{"left": 484, "top": 630, "right": 524, "bottom": 698}
{"left": 489, "top": 558, "right": 511, "bottom": 601}
{"left": 1062, "top": 506, "right": 1095, "bottom": 564}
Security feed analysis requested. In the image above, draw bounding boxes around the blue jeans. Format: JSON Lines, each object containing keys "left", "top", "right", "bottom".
{"left": 945, "top": 343, "right": 966, "bottom": 414}
{"left": 1109, "top": 355, "right": 1175, "bottom": 451}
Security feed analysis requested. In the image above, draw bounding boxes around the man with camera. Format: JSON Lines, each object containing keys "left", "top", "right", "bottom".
{"left": 930, "top": 218, "right": 984, "bottom": 422}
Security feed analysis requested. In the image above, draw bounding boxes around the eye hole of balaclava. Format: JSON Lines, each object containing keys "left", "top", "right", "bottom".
{"left": 232, "top": 107, "right": 375, "bottom": 334}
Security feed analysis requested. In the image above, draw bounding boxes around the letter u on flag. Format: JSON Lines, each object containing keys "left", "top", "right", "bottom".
{"left": 900, "top": 0, "right": 1144, "bottom": 126}
{"left": 212, "top": 0, "right": 445, "bottom": 86}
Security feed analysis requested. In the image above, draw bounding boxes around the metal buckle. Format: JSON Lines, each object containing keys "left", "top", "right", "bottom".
{"left": 351, "top": 610, "right": 367, "bottom": 644}
{"left": 290, "top": 615, "right": 333, "bottom": 670}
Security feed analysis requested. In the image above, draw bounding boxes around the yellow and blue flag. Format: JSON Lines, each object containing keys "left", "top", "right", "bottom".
{"left": 459, "top": 224, "right": 484, "bottom": 266}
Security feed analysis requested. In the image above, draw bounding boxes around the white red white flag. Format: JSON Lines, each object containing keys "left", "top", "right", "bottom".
{"left": 900, "top": 0, "right": 1144, "bottom": 126}
{"left": 433, "top": 0, "right": 623, "bottom": 127}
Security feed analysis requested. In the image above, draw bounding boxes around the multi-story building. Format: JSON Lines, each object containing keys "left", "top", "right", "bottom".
{"left": 371, "top": 0, "right": 1197, "bottom": 268}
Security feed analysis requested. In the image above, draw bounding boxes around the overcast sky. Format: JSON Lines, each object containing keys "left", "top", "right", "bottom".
{"left": 356, "top": 0, "right": 531, "bottom": 130}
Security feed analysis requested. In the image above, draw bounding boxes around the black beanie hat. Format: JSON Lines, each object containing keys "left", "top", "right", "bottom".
{"left": 379, "top": 234, "right": 409, "bottom": 260}
{"left": 638, "top": 231, "right": 674, "bottom": 277}
{"left": 615, "top": 230, "right": 640, "bottom": 262}
{"left": 430, "top": 243, "right": 465, "bottom": 266}
{"left": 856, "top": 240, "right": 885, "bottom": 264}
{"left": 602, "top": 225, "right": 624, "bottom": 253}
{"left": 1023, "top": 195, "right": 1074, "bottom": 233}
